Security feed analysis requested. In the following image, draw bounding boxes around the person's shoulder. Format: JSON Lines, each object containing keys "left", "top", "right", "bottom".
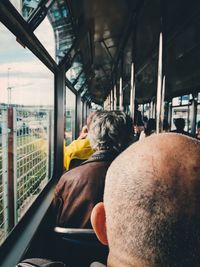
{"left": 82, "top": 158, "right": 112, "bottom": 170}
{"left": 61, "top": 158, "right": 110, "bottom": 182}
{"left": 55, "top": 166, "right": 86, "bottom": 196}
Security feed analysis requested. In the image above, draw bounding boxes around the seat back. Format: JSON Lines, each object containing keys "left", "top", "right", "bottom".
{"left": 54, "top": 227, "right": 108, "bottom": 267}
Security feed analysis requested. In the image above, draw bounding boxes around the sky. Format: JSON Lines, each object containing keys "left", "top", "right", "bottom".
{"left": 0, "top": 15, "right": 55, "bottom": 106}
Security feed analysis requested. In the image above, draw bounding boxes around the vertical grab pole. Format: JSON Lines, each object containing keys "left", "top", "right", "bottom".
{"left": 114, "top": 83, "right": 117, "bottom": 110}
{"left": 109, "top": 93, "right": 111, "bottom": 110}
{"left": 130, "top": 62, "right": 135, "bottom": 120}
{"left": 130, "top": 15, "right": 137, "bottom": 123}
{"left": 191, "top": 94, "right": 198, "bottom": 135}
{"left": 119, "top": 77, "right": 123, "bottom": 111}
{"left": 157, "top": 0, "right": 167, "bottom": 133}
{"left": 119, "top": 58, "right": 123, "bottom": 111}
{"left": 160, "top": 75, "right": 166, "bottom": 131}
{"left": 156, "top": 32, "right": 163, "bottom": 134}
{"left": 111, "top": 89, "right": 113, "bottom": 110}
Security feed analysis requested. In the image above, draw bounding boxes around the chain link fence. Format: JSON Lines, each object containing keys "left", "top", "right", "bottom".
{"left": 14, "top": 108, "right": 51, "bottom": 222}
{"left": 0, "top": 106, "right": 53, "bottom": 244}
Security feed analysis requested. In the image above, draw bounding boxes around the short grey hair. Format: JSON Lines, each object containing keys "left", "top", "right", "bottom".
{"left": 88, "top": 111, "right": 133, "bottom": 152}
{"left": 104, "top": 134, "right": 200, "bottom": 266}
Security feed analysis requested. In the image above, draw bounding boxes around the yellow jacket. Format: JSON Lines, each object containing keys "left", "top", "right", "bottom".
{"left": 64, "top": 139, "right": 94, "bottom": 170}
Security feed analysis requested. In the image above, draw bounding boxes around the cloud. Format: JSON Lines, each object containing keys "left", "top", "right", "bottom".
{"left": 0, "top": 16, "right": 56, "bottom": 106}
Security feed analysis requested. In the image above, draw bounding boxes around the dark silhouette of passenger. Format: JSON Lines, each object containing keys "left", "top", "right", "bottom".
{"left": 145, "top": 118, "right": 156, "bottom": 137}
{"left": 139, "top": 118, "right": 156, "bottom": 140}
{"left": 143, "top": 116, "right": 148, "bottom": 128}
{"left": 133, "top": 100, "right": 143, "bottom": 127}
{"left": 54, "top": 111, "right": 133, "bottom": 228}
{"left": 163, "top": 119, "right": 170, "bottom": 132}
{"left": 132, "top": 101, "right": 144, "bottom": 141}
{"left": 174, "top": 118, "right": 185, "bottom": 132}
{"left": 172, "top": 118, "right": 193, "bottom": 137}
{"left": 133, "top": 121, "right": 144, "bottom": 141}
{"left": 91, "top": 133, "right": 200, "bottom": 267}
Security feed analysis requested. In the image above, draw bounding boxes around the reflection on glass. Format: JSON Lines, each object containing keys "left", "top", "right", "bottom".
{"left": 66, "top": 54, "right": 83, "bottom": 85}
{"left": 0, "top": 22, "right": 54, "bottom": 244}
{"left": 48, "top": 0, "right": 75, "bottom": 63}
{"left": 74, "top": 73, "right": 86, "bottom": 91}
{"left": 9, "top": 0, "right": 41, "bottom": 20}
{"left": 65, "top": 88, "right": 76, "bottom": 145}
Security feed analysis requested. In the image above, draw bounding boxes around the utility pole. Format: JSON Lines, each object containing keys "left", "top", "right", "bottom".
{"left": 7, "top": 68, "right": 12, "bottom": 107}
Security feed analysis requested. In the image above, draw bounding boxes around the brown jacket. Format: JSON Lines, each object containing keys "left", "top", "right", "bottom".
{"left": 54, "top": 151, "right": 117, "bottom": 228}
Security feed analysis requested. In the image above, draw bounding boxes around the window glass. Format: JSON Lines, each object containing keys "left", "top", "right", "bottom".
{"left": 0, "top": 22, "right": 54, "bottom": 244}
{"left": 9, "top": 0, "right": 75, "bottom": 63}
{"left": 34, "top": 17, "right": 55, "bottom": 60}
{"left": 65, "top": 88, "right": 76, "bottom": 145}
{"left": 171, "top": 95, "right": 193, "bottom": 132}
{"left": 171, "top": 106, "right": 189, "bottom": 131}
{"left": 181, "top": 95, "right": 189, "bottom": 105}
{"left": 172, "top": 97, "right": 180, "bottom": 106}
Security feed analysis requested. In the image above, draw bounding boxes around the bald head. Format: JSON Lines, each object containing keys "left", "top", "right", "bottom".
{"left": 103, "top": 134, "right": 200, "bottom": 267}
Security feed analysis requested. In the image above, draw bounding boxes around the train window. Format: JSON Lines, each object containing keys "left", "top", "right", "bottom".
{"left": 172, "top": 97, "right": 181, "bottom": 106}
{"left": 65, "top": 88, "right": 76, "bottom": 145}
{"left": 10, "top": 0, "right": 76, "bottom": 63}
{"left": 32, "top": 0, "right": 74, "bottom": 63}
{"left": 181, "top": 95, "right": 190, "bottom": 105}
{"left": 34, "top": 17, "right": 55, "bottom": 60}
{"left": 0, "top": 22, "right": 54, "bottom": 244}
{"left": 171, "top": 95, "right": 192, "bottom": 132}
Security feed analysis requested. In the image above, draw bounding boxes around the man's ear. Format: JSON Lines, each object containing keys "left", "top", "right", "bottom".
{"left": 91, "top": 202, "right": 108, "bottom": 245}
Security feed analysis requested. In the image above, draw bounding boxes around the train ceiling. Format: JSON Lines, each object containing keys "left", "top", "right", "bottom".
{"left": 68, "top": 0, "right": 200, "bottom": 104}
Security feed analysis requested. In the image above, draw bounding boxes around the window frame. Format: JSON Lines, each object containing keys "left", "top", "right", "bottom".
{"left": 0, "top": 2, "right": 65, "bottom": 264}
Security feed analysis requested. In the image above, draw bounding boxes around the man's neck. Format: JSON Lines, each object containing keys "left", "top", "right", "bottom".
{"left": 107, "top": 253, "right": 148, "bottom": 267}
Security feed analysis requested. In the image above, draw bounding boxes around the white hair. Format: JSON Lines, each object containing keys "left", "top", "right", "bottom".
{"left": 88, "top": 111, "right": 133, "bottom": 152}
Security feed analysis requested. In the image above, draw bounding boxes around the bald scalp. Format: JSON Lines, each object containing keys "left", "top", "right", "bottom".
{"left": 104, "top": 134, "right": 200, "bottom": 267}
